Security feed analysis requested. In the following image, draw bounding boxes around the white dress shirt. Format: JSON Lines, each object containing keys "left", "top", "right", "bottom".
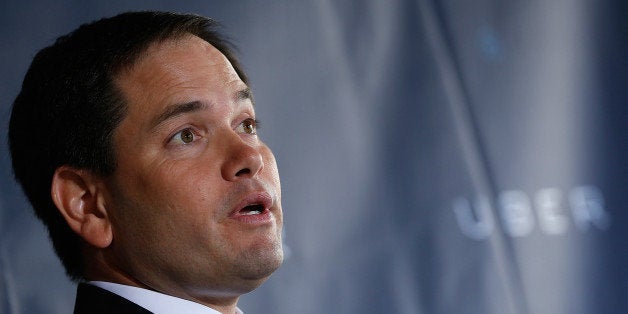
{"left": 90, "top": 281, "right": 243, "bottom": 314}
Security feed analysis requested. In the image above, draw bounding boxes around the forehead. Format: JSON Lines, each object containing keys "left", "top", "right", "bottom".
{"left": 114, "top": 34, "right": 243, "bottom": 113}
{"left": 132, "top": 34, "right": 229, "bottom": 72}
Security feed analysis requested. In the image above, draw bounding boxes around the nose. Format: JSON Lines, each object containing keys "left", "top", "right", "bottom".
{"left": 221, "top": 136, "right": 264, "bottom": 181}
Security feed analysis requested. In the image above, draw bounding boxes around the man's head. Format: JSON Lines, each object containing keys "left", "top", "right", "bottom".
{"left": 8, "top": 11, "right": 282, "bottom": 304}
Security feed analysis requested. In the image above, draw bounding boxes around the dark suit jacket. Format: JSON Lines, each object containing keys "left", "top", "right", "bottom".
{"left": 73, "top": 282, "right": 152, "bottom": 314}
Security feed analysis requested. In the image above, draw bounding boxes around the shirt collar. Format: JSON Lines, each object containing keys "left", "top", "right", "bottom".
{"left": 89, "top": 281, "right": 243, "bottom": 314}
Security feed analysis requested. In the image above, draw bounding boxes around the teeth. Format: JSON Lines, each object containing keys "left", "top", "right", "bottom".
{"left": 242, "top": 210, "right": 261, "bottom": 216}
{"left": 241, "top": 204, "right": 263, "bottom": 215}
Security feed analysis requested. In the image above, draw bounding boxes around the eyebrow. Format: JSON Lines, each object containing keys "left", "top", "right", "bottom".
{"left": 150, "top": 101, "right": 207, "bottom": 130}
{"left": 149, "top": 88, "right": 254, "bottom": 129}
{"left": 236, "top": 87, "right": 254, "bottom": 105}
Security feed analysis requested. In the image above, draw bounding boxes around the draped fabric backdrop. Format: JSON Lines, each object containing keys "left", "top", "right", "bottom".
{"left": 1, "top": 1, "right": 626, "bottom": 313}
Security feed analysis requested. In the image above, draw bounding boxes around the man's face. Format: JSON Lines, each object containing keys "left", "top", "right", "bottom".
{"left": 101, "top": 35, "right": 283, "bottom": 302}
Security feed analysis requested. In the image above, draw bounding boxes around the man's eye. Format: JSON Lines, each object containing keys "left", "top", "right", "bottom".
{"left": 236, "top": 118, "right": 259, "bottom": 135}
{"left": 171, "top": 128, "right": 196, "bottom": 144}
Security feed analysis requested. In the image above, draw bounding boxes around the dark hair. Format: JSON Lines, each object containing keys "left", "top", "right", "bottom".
{"left": 8, "top": 11, "right": 248, "bottom": 281}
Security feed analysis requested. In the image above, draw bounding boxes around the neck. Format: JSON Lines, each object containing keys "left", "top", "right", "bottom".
{"left": 83, "top": 249, "right": 241, "bottom": 313}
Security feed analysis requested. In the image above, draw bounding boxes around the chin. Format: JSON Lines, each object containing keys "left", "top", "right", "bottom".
{"left": 234, "top": 242, "right": 284, "bottom": 289}
{"left": 187, "top": 247, "right": 284, "bottom": 299}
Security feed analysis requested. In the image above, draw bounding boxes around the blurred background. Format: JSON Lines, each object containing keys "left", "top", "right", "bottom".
{"left": 1, "top": 1, "right": 626, "bottom": 313}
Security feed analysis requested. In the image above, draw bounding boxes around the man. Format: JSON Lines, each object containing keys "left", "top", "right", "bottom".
{"left": 8, "top": 11, "right": 283, "bottom": 314}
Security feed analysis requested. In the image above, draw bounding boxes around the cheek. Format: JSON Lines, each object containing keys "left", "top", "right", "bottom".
{"left": 134, "top": 159, "right": 207, "bottom": 197}
{"left": 108, "top": 173, "right": 219, "bottom": 253}
{"left": 263, "top": 148, "right": 281, "bottom": 191}
{"left": 114, "top": 144, "right": 228, "bottom": 214}
{"left": 109, "top": 164, "right": 203, "bottom": 226}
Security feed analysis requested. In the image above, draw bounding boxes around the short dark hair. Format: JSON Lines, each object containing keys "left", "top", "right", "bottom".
{"left": 8, "top": 11, "right": 248, "bottom": 281}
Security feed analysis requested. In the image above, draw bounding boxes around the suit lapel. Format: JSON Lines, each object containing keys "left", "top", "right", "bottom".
{"left": 73, "top": 282, "right": 153, "bottom": 314}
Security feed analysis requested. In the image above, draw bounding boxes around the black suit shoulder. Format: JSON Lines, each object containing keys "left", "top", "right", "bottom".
{"left": 73, "top": 282, "right": 152, "bottom": 314}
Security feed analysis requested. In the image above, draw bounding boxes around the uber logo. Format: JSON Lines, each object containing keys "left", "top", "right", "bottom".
{"left": 453, "top": 185, "right": 610, "bottom": 240}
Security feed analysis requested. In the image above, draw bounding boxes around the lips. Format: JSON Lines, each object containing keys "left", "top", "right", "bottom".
{"left": 240, "top": 204, "right": 265, "bottom": 215}
{"left": 229, "top": 191, "right": 274, "bottom": 224}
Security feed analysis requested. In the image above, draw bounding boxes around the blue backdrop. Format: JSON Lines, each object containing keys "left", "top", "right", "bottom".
{"left": 1, "top": 1, "right": 626, "bottom": 313}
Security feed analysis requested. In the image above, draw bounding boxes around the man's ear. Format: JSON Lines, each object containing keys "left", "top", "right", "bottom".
{"left": 51, "top": 166, "right": 113, "bottom": 249}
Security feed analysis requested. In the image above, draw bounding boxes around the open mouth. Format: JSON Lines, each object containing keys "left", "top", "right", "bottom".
{"left": 240, "top": 204, "right": 265, "bottom": 216}
{"left": 230, "top": 191, "right": 273, "bottom": 221}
